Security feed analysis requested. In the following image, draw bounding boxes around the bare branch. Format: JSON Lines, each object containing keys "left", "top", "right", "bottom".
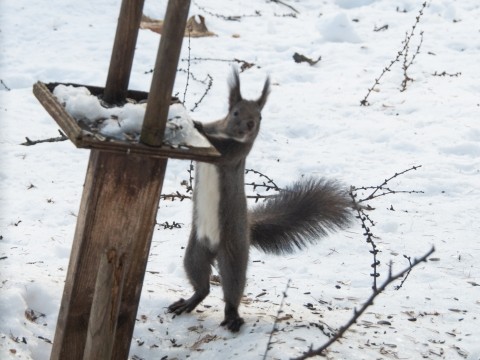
{"left": 1, "top": 79, "right": 11, "bottom": 91}
{"left": 194, "top": 2, "right": 261, "bottom": 21}
{"left": 352, "top": 165, "right": 423, "bottom": 203}
{"left": 360, "top": 2, "right": 426, "bottom": 105}
{"left": 263, "top": 279, "right": 291, "bottom": 360}
{"left": 292, "top": 247, "right": 435, "bottom": 360}
{"left": 21, "top": 130, "right": 68, "bottom": 146}
{"left": 183, "top": 57, "right": 257, "bottom": 72}
{"left": 268, "top": 0, "right": 299, "bottom": 14}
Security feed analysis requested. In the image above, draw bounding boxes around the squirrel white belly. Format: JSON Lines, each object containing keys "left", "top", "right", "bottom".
{"left": 194, "top": 163, "right": 221, "bottom": 250}
{"left": 168, "top": 69, "right": 353, "bottom": 332}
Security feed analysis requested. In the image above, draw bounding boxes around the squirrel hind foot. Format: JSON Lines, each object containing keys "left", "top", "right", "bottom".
{"left": 220, "top": 315, "right": 245, "bottom": 332}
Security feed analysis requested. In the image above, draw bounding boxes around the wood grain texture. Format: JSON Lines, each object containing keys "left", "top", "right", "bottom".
{"left": 83, "top": 249, "right": 126, "bottom": 360}
{"left": 141, "top": 0, "right": 192, "bottom": 146}
{"left": 50, "top": 150, "right": 167, "bottom": 360}
{"left": 33, "top": 82, "right": 82, "bottom": 144}
{"left": 103, "top": 0, "right": 145, "bottom": 104}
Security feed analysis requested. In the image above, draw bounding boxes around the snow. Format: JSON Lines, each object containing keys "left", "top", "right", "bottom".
{"left": 317, "top": 13, "right": 362, "bottom": 43}
{"left": 1, "top": 0, "right": 479, "bottom": 359}
{"left": 53, "top": 84, "right": 210, "bottom": 147}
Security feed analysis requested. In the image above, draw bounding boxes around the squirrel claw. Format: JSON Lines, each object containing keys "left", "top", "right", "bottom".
{"left": 220, "top": 316, "right": 244, "bottom": 332}
{"left": 168, "top": 298, "right": 190, "bottom": 315}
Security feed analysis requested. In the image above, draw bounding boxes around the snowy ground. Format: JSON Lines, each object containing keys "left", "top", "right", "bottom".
{"left": 1, "top": 0, "right": 479, "bottom": 359}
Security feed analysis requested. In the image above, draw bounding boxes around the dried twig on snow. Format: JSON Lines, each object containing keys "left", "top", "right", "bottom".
{"left": 400, "top": 31, "right": 424, "bottom": 92}
{"left": 292, "top": 246, "right": 435, "bottom": 360}
{"left": 21, "top": 130, "right": 68, "bottom": 146}
{"left": 262, "top": 279, "right": 291, "bottom": 360}
{"left": 394, "top": 254, "right": 412, "bottom": 290}
{"left": 350, "top": 190, "right": 381, "bottom": 291}
{"left": 194, "top": 2, "right": 261, "bottom": 21}
{"left": 352, "top": 165, "right": 423, "bottom": 203}
{"left": 360, "top": 2, "right": 426, "bottom": 105}
{"left": 245, "top": 168, "right": 281, "bottom": 202}
{"left": 432, "top": 71, "right": 462, "bottom": 77}
{"left": 268, "top": 0, "right": 299, "bottom": 14}
{"left": 184, "top": 57, "right": 257, "bottom": 72}
{"left": 350, "top": 165, "right": 423, "bottom": 290}
{"left": 1, "top": 79, "right": 11, "bottom": 91}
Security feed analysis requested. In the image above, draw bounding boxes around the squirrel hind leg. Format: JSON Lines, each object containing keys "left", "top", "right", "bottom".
{"left": 170, "top": 233, "right": 215, "bottom": 315}
{"left": 220, "top": 303, "right": 245, "bottom": 332}
{"left": 216, "top": 241, "right": 248, "bottom": 332}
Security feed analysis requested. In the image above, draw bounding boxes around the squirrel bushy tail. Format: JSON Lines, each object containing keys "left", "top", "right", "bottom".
{"left": 249, "top": 178, "right": 353, "bottom": 254}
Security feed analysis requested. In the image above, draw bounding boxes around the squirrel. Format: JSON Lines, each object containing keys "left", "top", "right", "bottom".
{"left": 168, "top": 69, "right": 353, "bottom": 332}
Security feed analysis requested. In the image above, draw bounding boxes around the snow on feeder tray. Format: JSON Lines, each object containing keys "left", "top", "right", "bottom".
{"left": 33, "top": 81, "right": 220, "bottom": 162}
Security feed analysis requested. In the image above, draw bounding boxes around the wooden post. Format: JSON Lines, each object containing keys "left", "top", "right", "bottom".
{"left": 83, "top": 249, "right": 126, "bottom": 360}
{"left": 50, "top": 151, "right": 168, "bottom": 360}
{"left": 141, "top": 0, "right": 191, "bottom": 146}
{"left": 103, "top": 0, "right": 145, "bottom": 104}
{"left": 48, "top": 1, "right": 196, "bottom": 359}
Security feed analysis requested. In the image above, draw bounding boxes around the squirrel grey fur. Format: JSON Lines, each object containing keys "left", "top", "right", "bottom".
{"left": 168, "top": 69, "right": 353, "bottom": 332}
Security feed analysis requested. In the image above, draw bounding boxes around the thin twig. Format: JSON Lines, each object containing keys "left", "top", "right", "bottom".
{"left": 353, "top": 165, "right": 423, "bottom": 203}
{"left": 432, "top": 71, "right": 461, "bottom": 77}
{"left": 400, "top": 31, "right": 424, "bottom": 92}
{"left": 247, "top": 194, "right": 276, "bottom": 203}
{"left": 157, "top": 221, "right": 183, "bottom": 230}
{"left": 350, "top": 165, "right": 423, "bottom": 290}
{"left": 194, "top": 2, "right": 261, "bottom": 21}
{"left": 190, "top": 74, "right": 213, "bottom": 112}
{"left": 374, "top": 24, "right": 389, "bottom": 32}
{"left": 1, "top": 79, "right": 11, "bottom": 91}
{"left": 182, "top": 29, "right": 192, "bottom": 104}
{"left": 360, "top": 2, "right": 426, "bottom": 105}
{"left": 183, "top": 57, "right": 257, "bottom": 72}
{"left": 263, "top": 279, "right": 291, "bottom": 360}
{"left": 245, "top": 168, "right": 281, "bottom": 192}
{"left": 268, "top": 0, "right": 299, "bottom": 14}
{"left": 394, "top": 254, "right": 412, "bottom": 290}
{"left": 292, "top": 247, "right": 435, "bottom": 360}
{"left": 160, "top": 192, "right": 192, "bottom": 202}
{"left": 21, "top": 130, "right": 68, "bottom": 146}
{"left": 350, "top": 190, "right": 380, "bottom": 291}
{"left": 186, "top": 161, "right": 195, "bottom": 193}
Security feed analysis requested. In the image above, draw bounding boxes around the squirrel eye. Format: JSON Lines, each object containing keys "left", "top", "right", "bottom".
{"left": 233, "top": 111, "right": 239, "bottom": 116}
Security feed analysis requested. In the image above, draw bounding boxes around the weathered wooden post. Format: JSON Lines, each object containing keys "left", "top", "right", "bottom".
{"left": 103, "top": 0, "right": 145, "bottom": 104}
{"left": 83, "top": 249, "right": 126, "bottom": 360}
{"left": 32, "top": 0, "right": 219, "bottom": 359}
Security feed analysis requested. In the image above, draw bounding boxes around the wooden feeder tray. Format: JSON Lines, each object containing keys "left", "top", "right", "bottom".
{"left": 33, "top": 81, "right": 220, "bottom": 162}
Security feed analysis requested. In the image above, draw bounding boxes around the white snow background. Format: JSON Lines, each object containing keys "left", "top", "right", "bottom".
{"left": 1, "top": 0, "right": 479, "bottom": 359}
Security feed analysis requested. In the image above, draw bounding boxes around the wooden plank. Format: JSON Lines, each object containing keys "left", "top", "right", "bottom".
{"left": 141, "top": 0, "right": 192, "bottom": 146}
{"left": 103, "top": 0, "right": 145, "bottom": 105}
{"left": 79, "top": 136, "right": 220, "bottom": 163}
{"left": 83, "top": 249, "right": 126, "bottom": 360}
{"left": 33, "top": 82, "right": 83, "bottom": 145}
{"left": 33, "top": 81, "right": 220, "bottom": 162}
{"left": 50, "top": 150, "right": 168, "bottom": 360}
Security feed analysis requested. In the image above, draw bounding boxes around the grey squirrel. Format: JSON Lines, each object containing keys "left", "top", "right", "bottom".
{"left": 168, "top": 69, "right": 353, "bottom": 332}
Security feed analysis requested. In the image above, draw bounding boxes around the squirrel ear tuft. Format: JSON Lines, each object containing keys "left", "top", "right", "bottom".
{"left": 228, "top": 67, "right": 242, "bottom": 109}
{"left": 256, "top": 76, "right": 270, "bottom": 110}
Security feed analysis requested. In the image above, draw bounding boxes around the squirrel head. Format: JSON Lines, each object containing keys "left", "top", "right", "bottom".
{"left": 221, "top": 68, "right": 270, "bottom": 144}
